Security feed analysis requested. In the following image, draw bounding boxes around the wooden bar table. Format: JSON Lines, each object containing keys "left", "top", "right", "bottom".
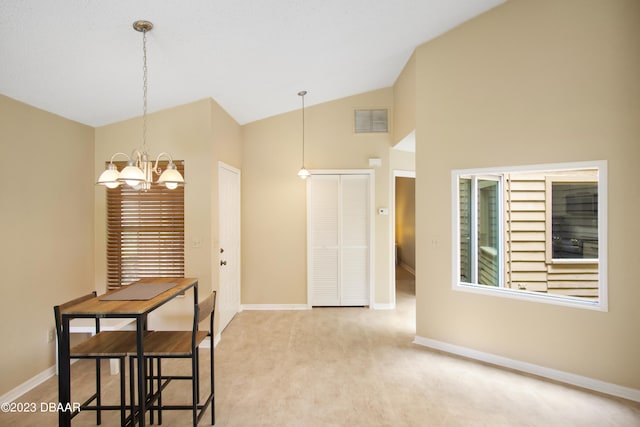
{"left": 58, "top": 277, "right": 198, "bottom": 427}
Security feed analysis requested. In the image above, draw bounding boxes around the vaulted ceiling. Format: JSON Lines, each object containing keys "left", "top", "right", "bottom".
{"left": 0, "top": 0, "right": 504, "bottom": 127}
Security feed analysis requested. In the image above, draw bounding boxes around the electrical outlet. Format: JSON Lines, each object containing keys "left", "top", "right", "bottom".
{"left": 47, "top": 328, "right": 55, "bottom": 343}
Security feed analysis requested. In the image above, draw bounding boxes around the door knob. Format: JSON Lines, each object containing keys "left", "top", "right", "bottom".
{"left": 220, "top": 260, "right": 227, "bottom": 266}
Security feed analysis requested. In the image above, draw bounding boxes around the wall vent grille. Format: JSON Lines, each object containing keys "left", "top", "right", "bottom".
{"left": 354, "top": 109, "right": 388, "bottom": 133}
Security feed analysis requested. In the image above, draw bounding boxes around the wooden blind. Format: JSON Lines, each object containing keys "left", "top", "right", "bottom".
{"left": 106, "top": 161, "right": 185, "bottom": 289}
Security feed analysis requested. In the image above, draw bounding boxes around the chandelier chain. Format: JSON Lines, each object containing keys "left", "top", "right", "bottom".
{"left": 96, "top": 19, "right": 185, "bottom": 190}
{"left": 142, "top": 27, "right": 148, "bottom": 150}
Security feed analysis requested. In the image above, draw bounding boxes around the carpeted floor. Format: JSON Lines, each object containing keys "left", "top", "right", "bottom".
{"left": 2, "top": 266, "right": 639, "bottom": 426}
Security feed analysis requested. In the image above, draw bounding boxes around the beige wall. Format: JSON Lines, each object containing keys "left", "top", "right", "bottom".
{"left": 414, "top": 0, "right": 640, "bottom": 389}
{"left": 95, "top": 98, "right": 241, "bottom": 332}
{"left": 0, "top": 95, "right": 94, "bottom": 395}
{"left": 393, "top": 52, "right": 416, "bottom": 145}
{"left": 0, "top": 95, "right": 240, "bottom": 396}
{"left": 242, "top": 89, "right": 395, "bottom": 306}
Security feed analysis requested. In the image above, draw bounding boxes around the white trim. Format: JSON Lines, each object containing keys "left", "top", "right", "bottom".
{"left": 398, "top": 261, "right": 415, "bottom": 276}
{"left": 372, "top": 303, "right": 395, "bottom": 310}
{"left": 241, "top": 304, "right": 311, "bottom": 311}
{"left": 0, "top": 365, "right": 57, "bottom": 403}
{"left": 392, "top": 169, "right": 416, "bottom": 308}
{"left": 309, "top": 169, "right": 374, "bottom": 176}
{"left": 199, "top": 334, "right": 222, "bottom": 349}
{"left": 368, "top": 171, "right": 375, "bottom": 309}
{"left": 217, "top": 161, "right": 243, "bottom": 333}
{"left": 413, "top": 335, "right": 640, "bottom": 403}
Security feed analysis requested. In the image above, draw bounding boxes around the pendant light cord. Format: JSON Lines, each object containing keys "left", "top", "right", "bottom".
{"left": 298, "top": 90, "right": 307, "bottom": 167}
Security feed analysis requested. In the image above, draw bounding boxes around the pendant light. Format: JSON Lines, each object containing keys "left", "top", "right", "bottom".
{"left": 96, "top": 20, "right": 185, "bottom": 190}
{"left": 297, "top": 90, "right": 311, "bottom": 179}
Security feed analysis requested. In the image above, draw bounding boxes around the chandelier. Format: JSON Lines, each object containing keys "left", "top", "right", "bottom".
{"left": 97, "top": 20, "right": 185, "bottom": 191}
{"left": 297, "top": 90, "right": 310, "bottom": 179}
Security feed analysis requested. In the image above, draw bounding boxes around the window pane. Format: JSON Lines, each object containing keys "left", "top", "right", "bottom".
{"left": 552, "top": 183, "right": 598, "bottom": 259}
{"left": 459, "top": 177, "right": 472, "bottom": 282}
{"left": 478, "top": 180, "right": 499, "bottom": 286}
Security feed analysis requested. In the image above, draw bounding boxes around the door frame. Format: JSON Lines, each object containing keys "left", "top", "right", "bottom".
{"left": 217, "top": 161, "right": 242, "bottom": 333}
{"left": 391, "top": 169, "right": 416, "bottom": 308}
{"left": 306, "top": 169, "right": 375, "bottom": 308}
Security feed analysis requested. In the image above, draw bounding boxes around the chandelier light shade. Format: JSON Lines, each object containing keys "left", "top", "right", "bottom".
{"left": 297, "top": 90, "right": 311, "bottom": 179}
{"left": 96, "top": 20, "right": 185, "bottom": 191}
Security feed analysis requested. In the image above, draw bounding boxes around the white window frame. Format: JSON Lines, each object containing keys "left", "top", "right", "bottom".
{"left": 459, "top": 175, "right": 504, "bottom": 287}
{"left": 451, "top": 160, "right": 608, "bottom": 311}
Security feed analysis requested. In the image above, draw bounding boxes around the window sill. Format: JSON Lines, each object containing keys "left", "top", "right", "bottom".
{"left": 548, "top": 258, "right": 599, "bottom": 265}
{"left": 453, "top": 282, "right": 607, "bottom": 312}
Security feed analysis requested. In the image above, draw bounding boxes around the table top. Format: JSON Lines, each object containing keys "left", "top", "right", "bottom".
{"left": 60, "top": 277, "right": 198, "bottom": 317}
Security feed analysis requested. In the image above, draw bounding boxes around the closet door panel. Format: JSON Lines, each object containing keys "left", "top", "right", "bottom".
{"left": 341, "top": 247, "right": 369, "bottom": 305}
{"left": 309, "top": 175, "right": 340, "bottom": 306}
{"left": 341, "top": 176, "right": 369, "bottom": 246}
{"left": 311, "top": 248, "right": 340, "bottom": 306}
{"left": 340, "top": 175, "right": 370, "bottom": 305}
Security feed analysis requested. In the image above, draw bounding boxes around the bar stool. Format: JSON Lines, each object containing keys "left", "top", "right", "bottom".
{"left": 54, "top": 292, "right": 140, "bottom": 425}
{"left": 130, "top": 291, "right": 216, "bottom": 426}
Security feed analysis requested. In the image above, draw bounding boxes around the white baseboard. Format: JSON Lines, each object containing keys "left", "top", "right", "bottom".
{"left": 0, "top": 365, "right": 57, "bottom": 403}
{"left": 372, "top": 303, "right": 395, "bottom": 310}
{"left": 399, "top": 262, "right": 415, "bottom": 276}
{"left": 199, "top": 334, "right": 221, "bottom": 349}
{"left": 241, "top": 304, "right": 310, "bottom": 311}
{"left": 413, "top": 335, "right": 640, "bottom": 403}
{"left": 241, "top": 303, "right": 394, "bottom": 310}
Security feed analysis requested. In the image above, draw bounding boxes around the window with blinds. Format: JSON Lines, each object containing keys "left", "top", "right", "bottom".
{"left": 106, "top": 161, "right": 185, "bottom": 289}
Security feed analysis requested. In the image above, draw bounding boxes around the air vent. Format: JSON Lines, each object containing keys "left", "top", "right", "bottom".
{"left": 354, "top": 109, "right": 388, "bottom": 133}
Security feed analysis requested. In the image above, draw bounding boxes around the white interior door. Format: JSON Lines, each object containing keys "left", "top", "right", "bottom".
{"left": 218, "top": 162, "right": 241, "bottom": 332}
{"left": 308, "top": 173, "right": 371, "bottom": 306}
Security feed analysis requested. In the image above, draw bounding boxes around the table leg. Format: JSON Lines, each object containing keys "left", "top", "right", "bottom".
{"left": 58, "top": 317, "right": 71, "bottom": 427}
{"left": 136, "top": 316, "right": 146, "bottom": 426}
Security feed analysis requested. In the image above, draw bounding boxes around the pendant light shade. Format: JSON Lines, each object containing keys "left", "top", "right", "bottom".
{"left": 97, "top": 163, "right": 121, "bottom": 188}
{"left": 119, "top": 162, "right": 146, "bottom": 187}
{"left": 157, "top": 162, "right": 186, "bottom": 190}
{"left": 297, "top": 167, "right": 311, "bottom": 179}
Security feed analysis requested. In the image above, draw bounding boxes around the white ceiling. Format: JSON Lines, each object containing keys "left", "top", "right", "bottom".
{"left": 0, "top": 0, "right": 504, "bottom": 127}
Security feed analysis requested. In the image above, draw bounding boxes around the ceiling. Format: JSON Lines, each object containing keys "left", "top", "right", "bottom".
{"left": 0, "top": 0, "right": 504, "bottom": 127}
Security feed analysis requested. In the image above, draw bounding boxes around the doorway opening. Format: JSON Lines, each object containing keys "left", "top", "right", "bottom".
{"left": 392, "top": 170, "right": 416, "bottom": 311}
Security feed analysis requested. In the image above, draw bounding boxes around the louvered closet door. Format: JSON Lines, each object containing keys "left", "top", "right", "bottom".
{"left": 308, "top": 174, "right": 370, "bottom": 306}
{"left": 309, "top": 175, "right": 340, "bottom": 306}
{"left": 340, "top": 175, "right": 370, "bottom": 305}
